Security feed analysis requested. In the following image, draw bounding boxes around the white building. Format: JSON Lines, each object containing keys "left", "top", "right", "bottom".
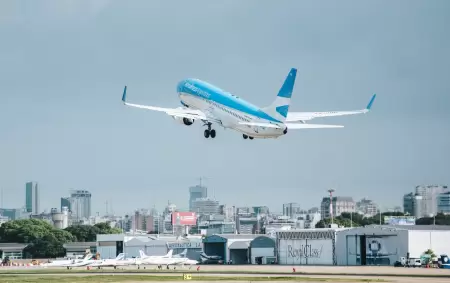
{"left": 320, "top": 196, "right": 355, "bottom": 219}
{"left": 275, "top": 225, "right": 450, "bottom": 266}
{"left": 336, "top": 225, "right": 450, "bottom": 266}
{"left": 356, "top": 198, "right": 378, "bottom": 217}
{"left": 414, "top": 185, "right": 449, "bottom": 217}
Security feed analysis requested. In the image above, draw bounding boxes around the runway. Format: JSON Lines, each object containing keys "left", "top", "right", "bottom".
{"left": 1, "top": 265, "right": 449, "bottom": 282}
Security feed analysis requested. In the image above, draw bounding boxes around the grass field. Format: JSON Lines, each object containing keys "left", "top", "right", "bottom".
{"left": 0, "top": 275, "right": 388, "bottom": 283}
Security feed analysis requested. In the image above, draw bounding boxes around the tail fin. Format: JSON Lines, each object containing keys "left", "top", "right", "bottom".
{"left": 262, "top": 68, "right": 297, "bottom": 122}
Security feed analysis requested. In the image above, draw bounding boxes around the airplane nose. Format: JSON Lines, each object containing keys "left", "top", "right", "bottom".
{"left": 177, "top": 80, "right": 186, "bottom": 93}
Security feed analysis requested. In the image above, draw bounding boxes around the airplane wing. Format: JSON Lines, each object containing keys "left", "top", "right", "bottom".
{"left": 238, "top": 122, "right": 282, "bottom": 128}
{"left": 239, "top": 121, "right": 343, "bottom": 129}
{"left": 286, "top": 94, "right": 376, "bottom": 122}
{"left": 286, "top": 123, "right": 343, "bottom": 129}
{"left": 121, "top": 86, "right": 220, "bottom": 123}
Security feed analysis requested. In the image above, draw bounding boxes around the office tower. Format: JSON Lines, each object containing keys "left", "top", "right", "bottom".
{"left": 414, "top": 185, "right": 449, "bottom": 217}
{"left": 283, "top": 203, "right": 301, "bottom": 218}
{"left": 356, "top": 198, "right": 378, "bottom": 217}
{"left": 25, "top": 182, "right": 39, "bottom": 214}
{"left": 65, "top": 190, "right": 91, "bottom": 220}
{"left": 403, "top": 192, "right": 415, "bottom": 215}
{"left": 191, "top": 198, "right": 220, "bottom": 215}
{"left": 189, "top": 185, "right": 207, "bottom": 211}
{"left": 61, "top": 197, "right": 71, "bottom": 212}
{"left": 438, "top": 192, "right": 450, "bottom": 214}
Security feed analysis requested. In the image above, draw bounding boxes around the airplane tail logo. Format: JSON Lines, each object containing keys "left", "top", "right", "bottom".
{"left": 262, "top": 68, "right": 297, "bottom": 122}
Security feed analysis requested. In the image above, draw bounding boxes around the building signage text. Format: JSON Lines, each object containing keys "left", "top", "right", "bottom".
{"left": 287, "top": 244, "right": 323, "bottom": 259}
{"left": 167, "top": 242, "right": 202, "bottom": 249}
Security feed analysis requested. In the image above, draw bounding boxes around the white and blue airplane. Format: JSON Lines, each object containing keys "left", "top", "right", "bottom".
{"left": 121, "top": 68, "right": 376, "bottom": 139}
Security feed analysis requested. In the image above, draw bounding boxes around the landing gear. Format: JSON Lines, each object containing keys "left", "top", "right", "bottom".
{"left": 203, "top": 122, "right": 216, "bottom": 139}
{"left": 243, "top": 134, "right": 254, "bottom": 140}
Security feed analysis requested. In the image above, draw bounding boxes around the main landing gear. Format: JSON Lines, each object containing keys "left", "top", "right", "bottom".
{"left": 243, "top": 134, "right": 254, "bottom": 140}
{"left": 203, "top": 122, "right": 216, "bottom": 139}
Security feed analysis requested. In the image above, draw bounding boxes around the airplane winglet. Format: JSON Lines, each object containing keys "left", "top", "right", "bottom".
{"left": 366, "top": 94, "right": 376, "bottom": 110}
{"left": 122, "top": 86, "right": 127, "bottom": 103}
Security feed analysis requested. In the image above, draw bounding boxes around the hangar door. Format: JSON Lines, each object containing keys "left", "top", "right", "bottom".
{"left": 278, "top": 238, "right": 334, "bottom": 265}
{"left": 229, "top": 241, "right": 250, "bottom": 264}
{"left": 203, "top": 235, "right": 227, "bottom": 261}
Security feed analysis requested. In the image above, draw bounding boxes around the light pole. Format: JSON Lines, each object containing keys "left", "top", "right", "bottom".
{"left": 328, "top": 189, "right": 335, "bottom": 225}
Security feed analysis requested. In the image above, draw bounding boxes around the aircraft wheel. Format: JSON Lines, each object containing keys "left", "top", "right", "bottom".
{"left": 204, "top": 130, "right": 210, "bottom": 138}
{"left": 249, "top": 136, "right": 254, "bottom": 140}
{"left": 243, "top": 134, "right": 248, "bottom": 139}
{"left": 210, "top": 129, "right": 216, "bottom": 138}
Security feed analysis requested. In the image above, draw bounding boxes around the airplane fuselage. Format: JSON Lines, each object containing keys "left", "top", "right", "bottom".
{"left": 176, "top": 79, "right": 286, "bottom": 139}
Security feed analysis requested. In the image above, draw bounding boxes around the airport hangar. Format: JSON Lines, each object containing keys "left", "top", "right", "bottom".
{"left": 275, "top": 225, "right": 450, "bottom": 266}
{"left": 96, "top": 234, "right": 202, "bottom": 260}
{"left": 202, "top": 234, "right": 277, "bottom": 264}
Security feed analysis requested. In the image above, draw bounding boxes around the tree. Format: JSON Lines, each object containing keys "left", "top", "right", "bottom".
{"left": 315, "top": 217, "right": 360, "bottom": 228}
{"left": 64, "top": 225, "right": 100, "bottom": 242}
{"left": 94, "top": 222, "right": 122, "bottom": 234}
{"left": 64, "top": 222, "right": 122, "bottom": 242}
{"left": 0, "top": 219, "right": 74, "bottom": 258}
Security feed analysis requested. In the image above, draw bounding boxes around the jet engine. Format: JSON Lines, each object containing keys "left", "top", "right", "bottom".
{"left": 173, "top": 116, "right": 194, "bottom": 126}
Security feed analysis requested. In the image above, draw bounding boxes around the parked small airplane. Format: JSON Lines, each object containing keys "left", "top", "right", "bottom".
{"left": 88, "top": 253, "right": 135, "bottom": 269}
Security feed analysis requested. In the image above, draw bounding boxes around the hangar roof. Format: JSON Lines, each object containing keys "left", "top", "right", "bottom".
{"left": 229, "top": 241, "right": 250, "bottom": 249}
{"left": 368, "top": 224, "right": 450, "bottom": 231}
{"left": 250, "top": 236, "right": 275, "bottom": 248}
{"left": 63, "top": 242, "right": 96, "bottom": 251}
{"left": 203, "top": 234, "right": 259, "bottom": 243}
{"left": 0, "top": 243, "right": 29, "bottom": 252}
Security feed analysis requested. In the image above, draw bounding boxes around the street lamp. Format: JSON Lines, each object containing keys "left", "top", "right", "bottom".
{"left": 328, "top": 189, "right": 335, "bottom": 225}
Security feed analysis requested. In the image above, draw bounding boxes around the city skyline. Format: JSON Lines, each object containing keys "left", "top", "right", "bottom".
{"left": 1, "top": 1, "right": 449, "bottom": 215}
{"left": 0, "top": 179, "right": 428, "bottom": 216}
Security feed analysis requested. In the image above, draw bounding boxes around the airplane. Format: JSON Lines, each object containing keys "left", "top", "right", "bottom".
{"left": 121, "top": 68, "right": 376, "bottom": 140}
{"left": 199, "top": 252, "right": 223, "bottom": 264}
{"left": 87, "top": 253, "right": 135, "bottom": 269}
{"left": 41, "top": 253, "right": 93, "bottom": 268}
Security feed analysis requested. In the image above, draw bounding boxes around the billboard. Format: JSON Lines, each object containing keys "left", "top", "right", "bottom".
{"left": 384, "top": 216, "right": 416, "bottom": 225}
{"left": 278, "top": 239, "right": 334, "bottom": 265}
{"left": 172, "top": 212, "right": 197, "bottom": 226}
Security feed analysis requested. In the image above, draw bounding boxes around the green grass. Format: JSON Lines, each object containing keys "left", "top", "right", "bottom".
{"left": 0, "top": 275, "right": 388, "bottom": 283}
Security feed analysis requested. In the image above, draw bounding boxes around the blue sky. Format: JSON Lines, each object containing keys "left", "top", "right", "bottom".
{"left": 0, "top": 0, "right": 449, "bottom": 215}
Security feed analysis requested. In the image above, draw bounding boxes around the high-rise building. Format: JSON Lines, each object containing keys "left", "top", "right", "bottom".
{"left": 403, "top": 192, "right": 415, "bottom": 215}
{"left": 25, "top": 182, "right": 39, "bottom": 214}
{"left": 320, "top": 196, "right": 355, "bottom": 220}
{"left": 191, "top": 198, "right": 220, "bottom": 215}
{"left": 438, "top": 192, "right": 450, "bottom": 214}
{"left": 189, "top": 185, "right": 207, "bottom": 211}
{"left": 414, "top": 185, "right": 448, "bottom": 217}
{"left": 283, "top": 203, "right": 301, "bottom": 218}
{"left": 61, "top": 197, "right": 71, "bottom": 212}
{"left": 356, "top": 198, "right": 378, "bottom": 217}
{"left": 63, "top": 190, "right": 91, "bottom": 220}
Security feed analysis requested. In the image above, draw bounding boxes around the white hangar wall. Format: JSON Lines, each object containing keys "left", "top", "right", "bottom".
{"left": 276, "top": 229, "right": 348, "bottom": 265}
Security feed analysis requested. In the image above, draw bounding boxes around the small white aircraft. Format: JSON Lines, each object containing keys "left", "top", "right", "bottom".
{"left": 122, "top": 68, "right": 376, "bottom": 139}
{"left": 88, "top": 253, "right": 135, "bottom": 269}
{"left": 41, "top": 253, "right": 93, "bottom": 268}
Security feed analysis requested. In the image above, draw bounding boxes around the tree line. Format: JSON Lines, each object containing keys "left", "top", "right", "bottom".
{"left": 315, "top": 212, "right": 450, "bottom": 228}
{"left": 0, "top": 219, "right": 122, "bottom": 258}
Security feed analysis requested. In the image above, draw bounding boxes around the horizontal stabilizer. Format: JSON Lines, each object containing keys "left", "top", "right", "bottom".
{"left": 238, "top": 122, "right": 281, "bottom": 129}
{"left": 286, "top": 123, "right": 344, "bottom": 129}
